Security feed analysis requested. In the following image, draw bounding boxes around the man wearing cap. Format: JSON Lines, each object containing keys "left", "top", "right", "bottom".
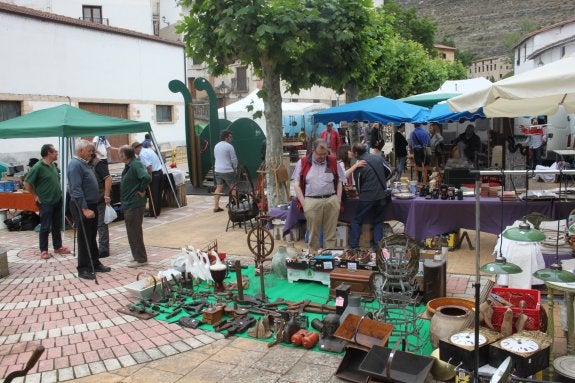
{"left": 293, "top": 138, "right": 346, "bottom": 254}
{"left": 320, "top": 122, "right": 341, "bottom": 154}
{"left": 132, "top": 141, "right": 163, "bottom": 217}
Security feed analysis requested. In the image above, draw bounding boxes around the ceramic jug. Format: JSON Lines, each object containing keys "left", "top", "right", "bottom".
{"left": 429, "top": 305, "right": 472, "bottom": 348}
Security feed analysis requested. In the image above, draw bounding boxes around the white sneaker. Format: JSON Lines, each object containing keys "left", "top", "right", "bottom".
{"left": 127, "top": 260, "right": 148, "bottom": 268}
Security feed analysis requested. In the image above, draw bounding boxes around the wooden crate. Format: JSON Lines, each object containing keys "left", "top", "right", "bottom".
{"left": 162, "top": 184, "right": 187, "bottom": 207}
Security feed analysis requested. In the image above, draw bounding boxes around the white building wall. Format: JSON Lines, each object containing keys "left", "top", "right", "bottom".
{"left": 2, "top": 0, "right": 153, "bottom": 34}
{"left": 0, "top": 9, "right": 186, "bottom": 162}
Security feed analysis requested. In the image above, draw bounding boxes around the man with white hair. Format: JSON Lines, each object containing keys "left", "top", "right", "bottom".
{"left": 68, "top": 140, "right": 111, "bottom": 279}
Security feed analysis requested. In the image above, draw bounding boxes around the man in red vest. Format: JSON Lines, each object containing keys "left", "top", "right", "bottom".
{"left": 320, "top": 122, "right": 341, "bottom": 154}
{"left": 293, "top": 139, "right": 346, "bottom": 254}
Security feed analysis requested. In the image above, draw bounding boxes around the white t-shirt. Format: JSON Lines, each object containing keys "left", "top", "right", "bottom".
{"left": 93, "top": 136, "right": 111, "bottom": 160}
{"left": 214, "top": 141, "right": 237, "bottom": 173}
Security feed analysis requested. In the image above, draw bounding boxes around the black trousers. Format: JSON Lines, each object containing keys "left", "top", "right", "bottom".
{"left": 70, "top": 201, "right": 101, "bottom": 272}
{"left": 148, "top": 170, "right": 163, "bottom": 216}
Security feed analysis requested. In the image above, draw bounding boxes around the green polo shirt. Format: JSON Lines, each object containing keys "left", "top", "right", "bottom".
{"left": 24, "top": 160, "right": 62, "bottom": 205}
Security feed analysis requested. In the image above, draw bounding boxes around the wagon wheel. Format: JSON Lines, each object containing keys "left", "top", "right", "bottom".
{"left": 247, "top": 225, "right": 274, "bottom": 265}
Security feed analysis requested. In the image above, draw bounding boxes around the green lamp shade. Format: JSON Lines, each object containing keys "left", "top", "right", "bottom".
{"left": 533, "top": 264, "right": 575, "bottom": 283}
{"left": 502, "top": 224, "right": 546, "bottom": 242}
{"left": 480, "top": 258, "right": 523, "bottom": 275}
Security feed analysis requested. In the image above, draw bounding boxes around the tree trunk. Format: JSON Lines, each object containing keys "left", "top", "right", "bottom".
{"left": 261, "top": 53, "right": 288, "bottom": 208}
{"left": 344, "top": 81, "right": 359, "bottom": 103}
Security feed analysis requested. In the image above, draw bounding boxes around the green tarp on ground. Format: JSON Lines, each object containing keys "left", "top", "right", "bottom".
{"left": 149, "top": 266, "right": 432, "bottom": 355}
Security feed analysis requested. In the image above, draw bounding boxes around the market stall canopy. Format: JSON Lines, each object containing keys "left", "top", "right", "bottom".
{"left": 447, "top": 54, "right": 575, "bottom": 117}
{"left": 427, "top": 103, "right": 485, "bottom": 123}
{"left": 0, "top": 104, "right": 151, "bottom": 138}
{"left": 312, "top": 96, "right": 429, "bottom": 124}
{"left": 400, "top": 92, "right": 461, "bottom": 108}
{"left": 218, "top": 89, "right": 328, "bottom": 135}
{"left": 437, "top": 77, "right": 492, "bottom": 94}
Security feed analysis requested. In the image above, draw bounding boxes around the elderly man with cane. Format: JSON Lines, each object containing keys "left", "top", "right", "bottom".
{"left": 67, "top": 140, "right": 111, "bottom": 280}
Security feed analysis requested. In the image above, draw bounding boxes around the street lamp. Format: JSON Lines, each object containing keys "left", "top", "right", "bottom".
{"left": 219, "top": 81, "right": 231, "bottom": 120}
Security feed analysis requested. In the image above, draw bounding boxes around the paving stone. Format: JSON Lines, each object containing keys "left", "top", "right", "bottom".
{"left": 73, "top": 364, "right": 91, "bottom": 378}
{"left": 117, "top": 354, "right": 137, "bottom": 367}
{"left": 103, "top": 358, "right": 122, "bottom": 371}
{"left": 57, "top": 367, "right": 75, "bottom": 381}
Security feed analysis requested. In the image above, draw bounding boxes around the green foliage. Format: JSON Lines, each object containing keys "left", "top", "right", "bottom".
{"left": 379, "top": 0, "right": 437, "bottom": 52}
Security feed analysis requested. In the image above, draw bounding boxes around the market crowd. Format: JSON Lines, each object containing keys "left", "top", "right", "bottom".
{"left": 25, "top": 137, "right": 162, "bottom": 280}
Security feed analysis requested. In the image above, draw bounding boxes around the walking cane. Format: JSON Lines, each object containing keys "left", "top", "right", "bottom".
{"left": 147, "top": 185, "right": 157, "bottom": 218}
{"left": 71, "top": 199, "right": 98, "bottom": 285}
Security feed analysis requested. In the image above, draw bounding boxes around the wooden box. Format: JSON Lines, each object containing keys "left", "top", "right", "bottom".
{"left": 162, "top": 183, "right": 187, "bottom": 208}
{"left": 329, "top": 269, "right": 375, "bottom": 299}
{"left": 202, "top": 306, "right": 224, "bottom": 325}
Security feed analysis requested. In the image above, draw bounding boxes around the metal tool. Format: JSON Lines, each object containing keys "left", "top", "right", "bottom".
{"left": 4, "top": 346, "right": 45, "bottom": 383}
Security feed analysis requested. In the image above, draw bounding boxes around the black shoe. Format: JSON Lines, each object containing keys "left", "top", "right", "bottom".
{"left": 144, "top": 213, "right": 154, "bottom": 217}
{"left": 78, "top": 270, "right": 96, "bottom": 280}
{"left": 99, "top": 251, "right": 110, "bottom": 258}
{"left": 94, "top": 264, "right": 111, "bottom": 272}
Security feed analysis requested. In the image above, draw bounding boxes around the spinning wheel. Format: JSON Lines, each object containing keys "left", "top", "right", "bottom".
{"left": 247, "top": 223, "right": 274, "bottom": 262}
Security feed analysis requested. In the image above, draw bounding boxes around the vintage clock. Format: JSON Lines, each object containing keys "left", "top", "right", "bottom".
{"left": 489, "top": 330, "right": 552, "bottom": 378}
{"left": 439, "top": 327, "right": 502, "bottom": 370}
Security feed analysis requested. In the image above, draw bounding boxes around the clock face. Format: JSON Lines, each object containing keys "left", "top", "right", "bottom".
{"left": 500, "top": 337, "right": 540, "bottom": 353}
{"left": 450, "top": 331, "right": 487, "bottom": 346}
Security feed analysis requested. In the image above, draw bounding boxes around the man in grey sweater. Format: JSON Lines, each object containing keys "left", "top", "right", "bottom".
{"left": 349, "top": 143, "right": 392, "bottom": 250}
{"left": 68, "top": 139, "right": 111, "bottom": 280}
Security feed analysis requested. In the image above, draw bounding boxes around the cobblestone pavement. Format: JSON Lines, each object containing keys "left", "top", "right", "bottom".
{"left": 0, "top": 194, "right": 566, "bottom": 382}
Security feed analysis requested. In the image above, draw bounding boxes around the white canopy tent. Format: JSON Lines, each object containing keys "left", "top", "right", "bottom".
{"left": 447, "top": 55, "right": 575, "bottom": 117}
{"left": 218, "top": 89, "right": 329, "bottom": 135}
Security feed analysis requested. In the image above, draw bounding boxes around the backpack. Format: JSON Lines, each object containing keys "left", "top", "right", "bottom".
{"left": 4, "top": 211, "right": 40, "bottom": 231}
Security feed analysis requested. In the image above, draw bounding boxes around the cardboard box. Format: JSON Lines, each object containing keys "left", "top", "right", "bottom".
{"left": 272, "top": 219, "right": 300, "bottom": 241}
{"left": 359, "top": 224, "right": 373, "bottom": 249}
{"left": 335, "top": 224, "right": 349, "bottom": 248}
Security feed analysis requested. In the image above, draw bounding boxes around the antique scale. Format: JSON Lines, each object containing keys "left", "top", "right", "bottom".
{"left": 439, "top": 327, "right": 502, "bottom": 371}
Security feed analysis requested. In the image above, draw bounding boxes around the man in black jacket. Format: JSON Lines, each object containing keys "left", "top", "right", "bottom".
{"left": 349, "top": 143, "right": 392, "bottom": 250}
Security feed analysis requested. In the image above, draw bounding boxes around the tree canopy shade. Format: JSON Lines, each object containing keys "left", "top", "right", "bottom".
{"left": 177, "top": 0, "right": 373, "bottom": 206}
{"left": 0, "top": 104, "right": 151, "bottom": 138}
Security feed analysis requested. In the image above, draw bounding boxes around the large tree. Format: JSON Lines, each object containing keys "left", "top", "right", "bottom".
{"left": 178, "top": 0, "right": 372, "bottom": 206}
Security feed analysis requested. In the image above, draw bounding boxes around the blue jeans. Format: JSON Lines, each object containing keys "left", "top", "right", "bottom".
{"left": 396, "top": 156, "right": 407, "bottom": 178}
{"left": 39, "top": 199, "right": 63, "bottom": 252}
{"left": 349, "top": 199, "right": 387, "bottom": 249}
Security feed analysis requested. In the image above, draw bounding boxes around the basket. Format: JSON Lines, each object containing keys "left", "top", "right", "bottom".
{"left": 124, "top": 274, "right": 162, "bottom": 301}
{"left": 490, "top": 287, "right": 540, "bottom": 333}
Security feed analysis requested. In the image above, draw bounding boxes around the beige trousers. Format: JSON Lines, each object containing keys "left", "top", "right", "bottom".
{"left": 303, "top": 195, "right": 340, "bottom": 253}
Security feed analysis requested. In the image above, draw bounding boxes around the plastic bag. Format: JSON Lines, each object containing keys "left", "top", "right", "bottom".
{"left": 104, "top": 204, "right": 118, "bottom": 224}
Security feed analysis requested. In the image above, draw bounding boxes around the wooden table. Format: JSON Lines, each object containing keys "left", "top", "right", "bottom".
{"left": 544, "top": 280, "right": 575, "bottom": 373}
{"left": 0, "top": 192, "right": 38, "bottom": 212}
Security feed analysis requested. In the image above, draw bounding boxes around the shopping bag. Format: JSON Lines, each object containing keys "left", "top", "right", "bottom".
{"left": 104, "top": 204, "right": 118, "bottom": 224}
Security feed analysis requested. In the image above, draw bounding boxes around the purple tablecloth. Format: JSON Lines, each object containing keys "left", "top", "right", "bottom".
{"left": 278, "top": 196, "right": 575, "bottom": 242}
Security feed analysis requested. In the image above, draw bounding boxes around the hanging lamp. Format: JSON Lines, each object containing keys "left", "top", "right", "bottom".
{"left": 480, "top": 257, "right": 522, "bottom": 275}
{"left": 502, "top": 218, "right": 546, "bottom": 242}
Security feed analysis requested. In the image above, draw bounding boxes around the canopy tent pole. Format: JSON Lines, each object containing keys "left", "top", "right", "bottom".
{"left": 149, "top": 130, "right": 180, "bottom": 208}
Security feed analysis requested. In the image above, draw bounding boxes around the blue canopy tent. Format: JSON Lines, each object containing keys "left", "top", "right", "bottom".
{"left": 313, "top": 96, "right": 429, "bottom": 124}
{"left": 427, "top": 103, "right": 485, "bottom": 123}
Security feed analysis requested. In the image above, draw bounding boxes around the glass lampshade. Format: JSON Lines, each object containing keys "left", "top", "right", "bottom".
{"left": 480, "top": 257, "right": 523, "bottom": 275}
{"left": 533, "top": 264, "right": 575, "bottom": 283}
{"left": 502, "top": 220, "right": 546, "bottom": 242}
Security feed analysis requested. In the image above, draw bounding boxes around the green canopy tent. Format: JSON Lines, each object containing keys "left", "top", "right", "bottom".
{"left": 399, "top": 92, "right": 461, "bottom": 108}
{"left": 0, "top": 104, "right": 180, "bottom": 222}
